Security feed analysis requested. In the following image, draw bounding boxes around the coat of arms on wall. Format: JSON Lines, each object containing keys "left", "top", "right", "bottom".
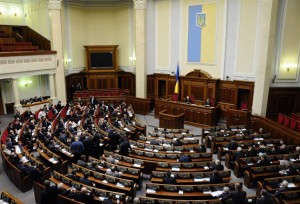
{"left": 196, "top": 13, "right": 206, "bottom": 28}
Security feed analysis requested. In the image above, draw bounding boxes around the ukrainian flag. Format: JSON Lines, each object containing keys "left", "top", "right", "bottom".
{"left": 187, "top": 4, "right": 216, "bottom": 64}
{"left": 174, "top": 64, "right": 179, "bottom": 94}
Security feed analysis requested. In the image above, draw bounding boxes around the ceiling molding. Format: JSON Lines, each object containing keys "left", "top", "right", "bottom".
{"left": 65, "top": 0, "right": 132, "bottom": 7}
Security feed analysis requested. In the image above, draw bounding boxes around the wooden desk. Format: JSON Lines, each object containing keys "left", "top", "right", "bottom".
{"left": 155, "top": 99, "right": 220, "bottom": 126}
{"left": 159, "top": 110, "right": 185, "bottom": 129}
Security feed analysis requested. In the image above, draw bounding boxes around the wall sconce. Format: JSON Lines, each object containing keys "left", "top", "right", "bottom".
{"left": 23, "top": 80, "right": 32, "bottom": 87}
{"left": 129, "top": 56, "right": 136, "bottom": 68}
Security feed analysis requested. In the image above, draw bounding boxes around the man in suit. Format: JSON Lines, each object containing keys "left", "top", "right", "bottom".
{"left": 209, "top": 170, "right": 223, "bottom": 184}
{"left": 173, "top": 138, "right": 183, "bottom": 146}
{"left": 163, "top": 171, "right": 177, "bottom": 184}
{"left": 185, "top": 96, "right": 193, "bottom": 104}
{"left": 70, "top": 187, "right": 94, "bottom": 204}
{"left": 102, "top": 194, "right": 114, "bottom": 204}
{"left": 79, "top": 172, "right": 93, "bottom": 186}
{"left": 210, "top": 160, "right": 224, "bottom": 171}
{"left": 40, "top": 180, "right": 58, "bottom": 204}
{"left": 89, "top": 95, "right": 98, "bottom": 107}
{"left": 285, "top": 162, "right": 298, "bottom": 176}
{"left": 221, "top": 183, "right": 246, "bottom": 204}
{"left": 118, "top": 137, "right": 132, "bottom": 156}
{"left": 179, "top": 154, "right": 192, "bottom": 163}
{"left": 256, "top": 189, "right": 273, "bottom": 204}
{"left": 218, "top": 186, "right": 230, "bottom": 199}
{"left": 274, "top": 180, "right": 289, "bottom": 197}
{"left": 228, "top": 139, "right": 239, "bottom": 150}
{"left": 256, "top": 156, "right": 270, "bottom": 166}
{"left": 66, "top": 169, "right": 79, "bottom": 181}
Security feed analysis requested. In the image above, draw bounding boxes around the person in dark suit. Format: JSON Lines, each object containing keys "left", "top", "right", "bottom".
{"left": 233, "top": 147, "right": 245, "bottom": 162}
{"left": 274, "top": 180, "right": 289, "bottom": 197}
{"left": 210, "top": 160, "right": 224, "bottom": 171}
{"left": 218, "top": 186, "right": 230, "bottom": 199}
{"left": 179, "top": 154, "right": 192, "bottom": 163}
{"left": 66, "top": 169, "right": 79, "bottom": 181}
{"left": 89, "top": 95, "right": 98, "bottom": 107}
{"left": 40, "top": 180, "right": 58, "bottom": 204}
{"left": 118, "top": 137, "right": 132, "bottom": 156}
{"left": 228, "top": 139, "right": 239, "bottom": 150}
{"left": 209, "top": 170, "right": 223, "bottom": 184}
{"left": 256, "top": 156, "right": 270, "bottom": 166}
{"left": 102, "top": 194, "right": 114, "bottom": 204}
{"left": 173, "top": 138, "right": 183, "bottom": 146}
{"left": 246, "top": 146, "right": 257, "bottom": 157}
{"left": 221, "top": 183, "right": 246, "bottom": 204}
{"left": 163, "top": 171, "right": 177, "bottom": 184}
{"left": 285, "top": 162, "right": 298, "bottom": 176}
{"left": 185, "top": 96, "right": 193, "bottom": 104}
{"left": 79, "top": 172, "right": 93, "bottom": 186}
{"left": 256, "top": 189, "right": 273, "bottom": 204}
{"left": 70, "top": 187, "right": 94, "bottom": 204}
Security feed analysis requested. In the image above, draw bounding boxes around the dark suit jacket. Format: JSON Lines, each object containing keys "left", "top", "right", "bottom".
{"left": 255, "top": 195, "right": 273, "bottom": 204}
{"left": 163, "top": 177, "right": 177, "bottom": 184}
{"left": 41, "top": 186, "right": 58, "bottom": 204}
{"left": 274, "top": 186, "right": 288, "bottom": 197}
{"left": 228, "top": 142, "right": 238, "bottom": 150}
{"left": 222, "top": 190, "right": 247, "bottom": 204}
{"left": 71, "top": 192, "right": 94, "bottom": 204}
{"left": 102, "top": 198, "right": 114, "bottom": 204}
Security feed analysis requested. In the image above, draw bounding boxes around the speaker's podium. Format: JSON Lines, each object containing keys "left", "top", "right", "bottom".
{"left": 159, "top": 110, "right": 185, "bottom": 129}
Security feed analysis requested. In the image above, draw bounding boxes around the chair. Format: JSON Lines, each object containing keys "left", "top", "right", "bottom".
{"left": 172, "top": 93, "right": 179, "bottom": 101}
{"left": 290, "top": 119, "right": 297, "bottom": 130}
{"left": 277, "top": 114, "right": 284, "bottom": 124}
{"left": 189, "top": 95, "right": 195, "bottom": 104}
{"left": 241, "top": 101, "right": 248, "bottom": 111}
{"left": 284, "top": 116, "right": 291, "bottom": 127}
{"left": 210, "top": 98, "right": 215, "bottom": 107}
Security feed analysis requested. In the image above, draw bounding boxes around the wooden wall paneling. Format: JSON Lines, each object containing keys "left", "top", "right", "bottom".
{"left": 266, "top": 87, "right": 300, "bottom": 120}
{"left": 167, "top": 80, "right": 176, "bottom": 99}
{"left": 191, "top": 85, "right": 205, "bottom": 102}
{"left": 147, "top": 75, "right": 155, "bottom": 99}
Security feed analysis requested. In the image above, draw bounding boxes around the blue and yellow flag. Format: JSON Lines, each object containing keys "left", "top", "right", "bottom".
{"left": 174, "top": 64, "right": 179, "bottom": 94}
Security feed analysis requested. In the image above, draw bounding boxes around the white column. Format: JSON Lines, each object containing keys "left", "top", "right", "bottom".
{"left": 48, "top": 0, "right": 67, "bottom": 105}
{"left": 49, "top": 73, "right": 56, "bottom": 99}
{"left": 134, "top": 0, "right": 148, "bottom": 98}
{"left": 12, "top": 78, "right": 21, "bottom": 112}
{"left": 252, "top": 0, "right": 278, "bottom": 116}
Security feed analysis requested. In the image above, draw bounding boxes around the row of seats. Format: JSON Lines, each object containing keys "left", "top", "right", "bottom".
{"left": 277, "top": 113, "right": 300, "bottom": 132}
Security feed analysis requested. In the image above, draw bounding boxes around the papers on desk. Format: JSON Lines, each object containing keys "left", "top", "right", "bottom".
{"left": 194, "top": 178, "right": 210, "bottom": 182}
{"left": 290, "top": 158, "right": 297, "bottom": 162}
{"left": 21, "top": 157, "right": 29, "bottom": 163}
{"left": 124, "top": 127, "right": 131, "bottom": 132}
{"left": 223, "top": 147, "right": 229, "bottom": 151}
{"left": 99, "top": 197, "right": 107, "bottom": 201}
{"left": 133, "top": 163, "right": 141, "bottom": 167}
{"left": 174, "top": 151, "right": 182, "bottom": 153}
{"left": 210, "top": 190, "right": 224, "bottom": 197}
{"left": 115, "top": 159, "right": 119, "bottom": 164}
{"left": 247, "top": 163, "right": 254, "bottom": 166}
{"left": 204, "top": 166, "right": 210, "bottom": 170}
{"left": 153, "top": 149, "right": 159, "bottom": 152}
{"left": 146, "top": 189, "right": 156, "bottom": 193}
{"left": 116, "top": 183, "right": 125, "bottom": 188}
{"left": 184, "top": 138, "right": 194, "bottom": 140}
{"left": 144, "top": 148, "right": 153, "bottom": 151}
{"left": 231, "top": 129, "right": 238, "bottom": 131}
{"left": 49, "top": 158, "right": 58, "bottom": 164}
{"left": 254, "top": 138, "right": 264, "bottom": 141}
{"left": 182, "top": 132, "right": 186, "bottom": 135}
{"left": 288, "top": 183, "right": 296, "bottom": 188}
{"left": 166, "top": 151, "right": 173, "bottom": 153}
{"left": 267, "top": 144, "right": 274, "bottom": 147}
{"left": 146, "top": 141, "right": 151, "bottom": 144}
{"left": 163, "top": 144, "right": 170, "bottom": 147}
{"left": 203, "top": 191, "right": 212, "bottom": 194}
{"left": 131, "top": 145, "right": 137, "bottom": 148}
{"left": 178, "top": 190, "right": 184, "bottom": 195}
{"left": 14, "top": 145, "right": 22, "bottom": 154}
{"left": 102, "top": 180, "right": 108, "bottom": 183}
{"left": 97, "top": 165, "right": 103, "bottom": 169}
{"left": 99, "top": 143, "right": 104, "bottom": 146}
{"left": 171, "top": 167, "right": 180, "bottom": 171}
{"left": 204, "top": 131, "right": 210, "bottom": 134}
{"left": 190, "top": 150, "right": 194, "bottom": 153}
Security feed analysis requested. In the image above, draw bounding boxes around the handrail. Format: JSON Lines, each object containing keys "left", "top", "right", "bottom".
{"left": 15, "top": 33, "right": 23, "bottom": 42}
